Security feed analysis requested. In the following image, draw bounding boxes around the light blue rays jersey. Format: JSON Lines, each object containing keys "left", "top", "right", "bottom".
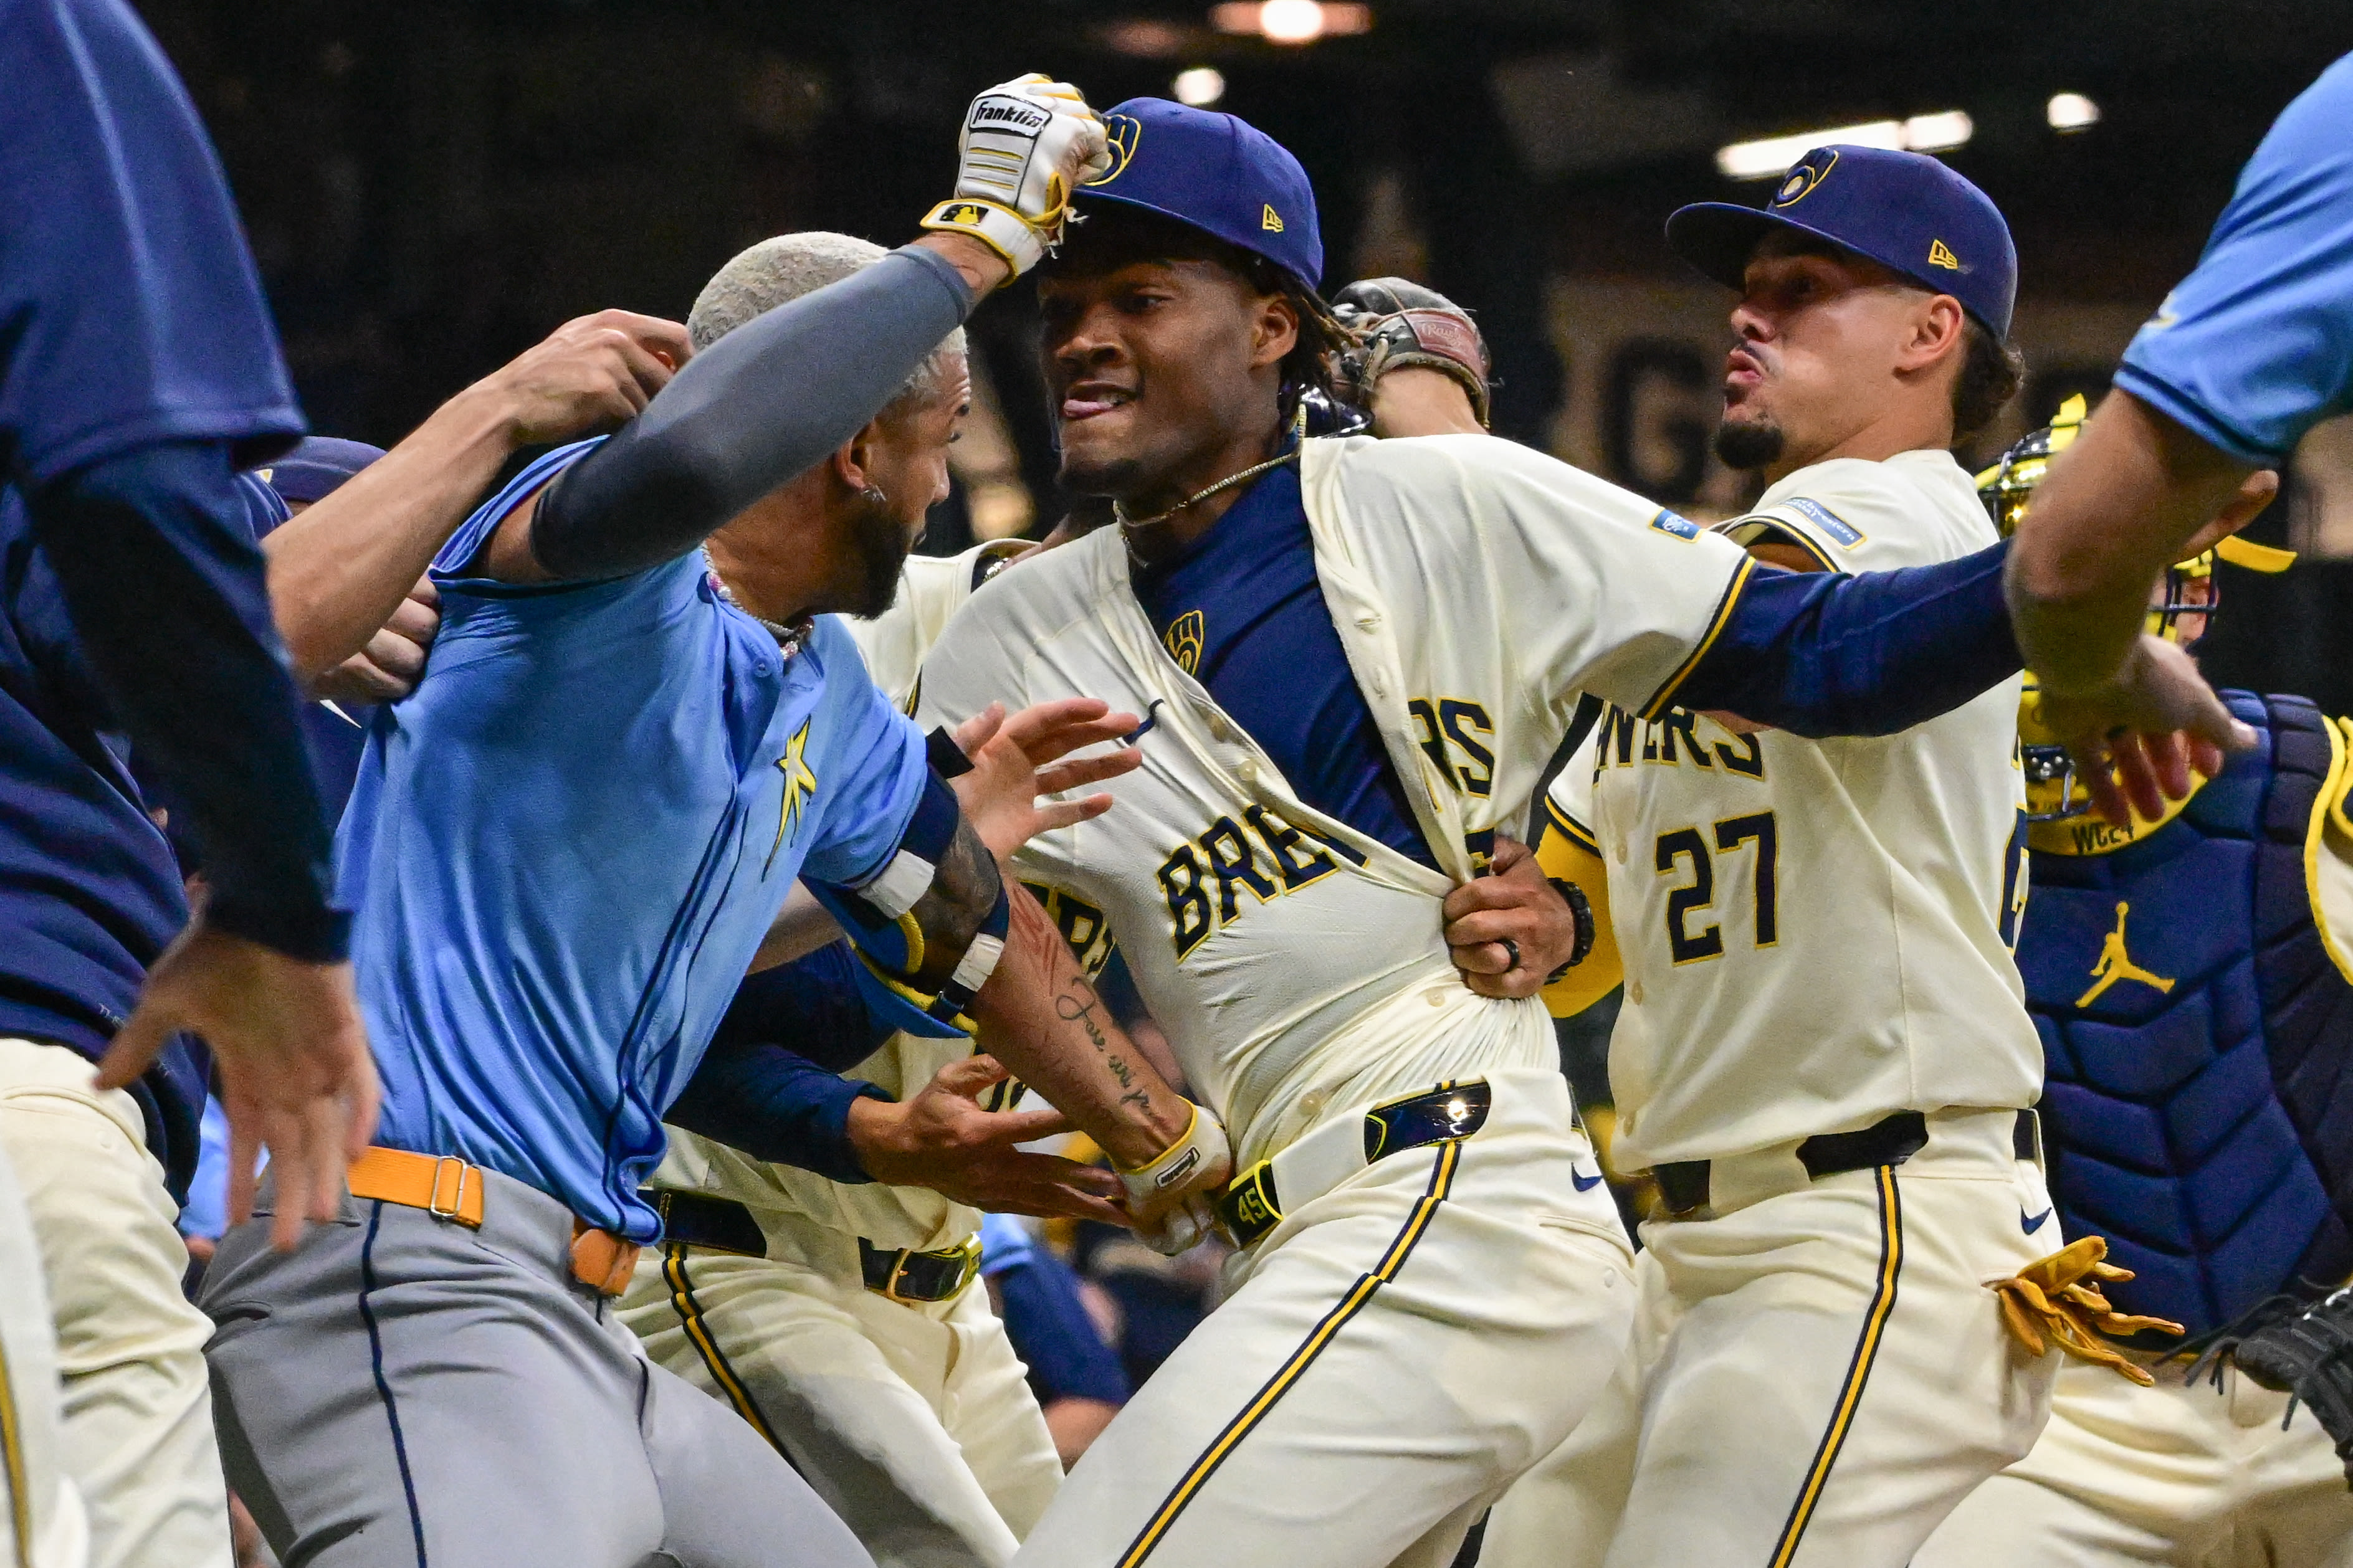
{"left": 2115, "top": 52, "right": 2353, "bottom": 463}
{"left": 337, "top": 441, "right": 927, "bottom": 1241}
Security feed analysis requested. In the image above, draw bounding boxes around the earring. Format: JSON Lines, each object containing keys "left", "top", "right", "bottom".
{"left": 860, "top": 483, "right": 890, "bottom": 510}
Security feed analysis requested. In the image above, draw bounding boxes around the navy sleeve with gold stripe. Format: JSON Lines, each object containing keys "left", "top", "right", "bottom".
{"left": 1649, "top": 538, "right": 2019, "bottom": 738}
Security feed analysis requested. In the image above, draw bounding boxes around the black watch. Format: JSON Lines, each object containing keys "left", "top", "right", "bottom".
{"left": 1545, "top": 877, "right": 1596, "bottom": 982}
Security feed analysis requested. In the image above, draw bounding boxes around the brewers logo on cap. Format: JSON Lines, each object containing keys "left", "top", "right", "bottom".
{"left": 1091, "top": 113, "right": 1142, "bottom": 186}
{"left": 1772, "top": 148, "right": 1838, "bottom": 207}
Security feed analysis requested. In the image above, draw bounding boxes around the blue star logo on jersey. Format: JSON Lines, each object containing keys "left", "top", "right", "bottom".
{"left": 766, "top": 721, "right": 818, "bottom": 875}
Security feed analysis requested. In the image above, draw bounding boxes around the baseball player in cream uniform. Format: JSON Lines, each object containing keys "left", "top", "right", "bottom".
{"left": 0, "top": 1147, "right": 85, "bottom": 1568}
{"left": 1485, "top": 147, "right": 2085, "bottom": 1568}
{"left": 614, "top": 235, "right": 1077, "bottom": 1568}
{"left": 907, "top": 102, "right": 2087, "bottom": 1568}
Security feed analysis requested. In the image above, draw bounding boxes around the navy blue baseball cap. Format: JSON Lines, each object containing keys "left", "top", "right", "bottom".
{"left": 1666, "top": 145, "right": 2017, "bottom": 338}
{"left": 1072, "top": 98, "right": 1324, "bottom": 292}
{"left": 253, "top": 435, "right": 387, "bottom": 505}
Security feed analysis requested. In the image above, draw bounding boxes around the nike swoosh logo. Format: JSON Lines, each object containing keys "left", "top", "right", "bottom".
{"left": 1122, "top": 699, "right": 1167, "bottom": 746}
{"left": 2021, "top": 1208, "right": 2053, "bottom": 1235}
{"left": 1572, "top": 1167, "right": 1606, "bottom": 1192}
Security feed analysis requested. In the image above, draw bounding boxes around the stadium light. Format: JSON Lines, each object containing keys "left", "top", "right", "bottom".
{"left": 1174, "top": 67, "right": 1226, "bottom": 107}
{"left": 1209, "top": 2, "right": 1373, "bottom": 44}
{"left": 1715, "top": 110, "right": 1974, "bottom": 180}
{"left": 2047, "top": 92, "right": 2101, "bottom": 131}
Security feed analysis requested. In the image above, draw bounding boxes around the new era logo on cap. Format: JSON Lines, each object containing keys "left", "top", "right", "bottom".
{"left": 1262, "top": 204, "right": 1284, "bottom": 232}
{"left": 1929, "top": 239, "right": 1960, "bottom": 269}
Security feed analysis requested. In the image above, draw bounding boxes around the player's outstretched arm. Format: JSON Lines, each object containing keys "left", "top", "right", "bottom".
{"left": 818, "top": 805, "right": 1226, "bottom": 1247}
{"left": 1661, "top": 538, "right": 2251, "bottom": 825}
{"left": 264, "top": 310, "right": 689, "bottom": 683}
{"left": 478, "top": 75, "right": 1106, "bottom": 584}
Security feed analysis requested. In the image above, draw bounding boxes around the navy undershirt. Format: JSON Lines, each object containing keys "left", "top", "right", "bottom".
{"left": 1130, "top": 461, "right": 1436, "bottom": 868}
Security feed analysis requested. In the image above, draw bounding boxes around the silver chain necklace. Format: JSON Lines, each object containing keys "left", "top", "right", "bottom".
{"left": 703, "top": 549, "right": 809, "bottom": 658}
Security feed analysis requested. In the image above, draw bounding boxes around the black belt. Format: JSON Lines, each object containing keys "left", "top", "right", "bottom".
{"left": 859, "top": 1235, "right": 982, "bottom": 1304}
{"left": 647, "top": 1189, "right": 767, "bottom": 1257}
{"left": 1651, "top": 1109, "right": 2042, "bottom": 1217}
{"left": 1215, "top": 1080, "right": 1494, "bottom": 1249}
{"left": 646, "top": 1188, "right": 980, "bottom": 1303}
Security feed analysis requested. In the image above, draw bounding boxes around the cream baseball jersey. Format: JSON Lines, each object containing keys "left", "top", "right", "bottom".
{"left": 916, "top": 433, "right": 1756, "bottom": 1166}
{"left": 858, "top": 540, "right": 1031, "bottom": 711}
{"left": 1558, "top": 449, "right": 2039, "bottom": 1169}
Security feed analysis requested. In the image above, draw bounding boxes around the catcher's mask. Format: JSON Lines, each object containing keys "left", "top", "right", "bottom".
{"left": 1978, "top": 394, "right": 2295, "bottom": 822}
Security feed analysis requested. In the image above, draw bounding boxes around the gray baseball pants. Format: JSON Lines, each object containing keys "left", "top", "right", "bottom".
{"left": 199, "top": 1164, "right": 875, "bottom": 1568}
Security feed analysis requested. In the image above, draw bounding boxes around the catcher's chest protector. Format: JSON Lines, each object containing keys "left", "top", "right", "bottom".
{"left": 2022, "top": 691, "right": 2353, "bottom": 1339}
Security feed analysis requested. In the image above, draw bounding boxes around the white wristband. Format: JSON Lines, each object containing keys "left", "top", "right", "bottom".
{"left": 921, "top": 198, "right": 1045, "bottom": 280}
{"left": 1117, "top": 1103, "right": 1230, "bottom": 1202}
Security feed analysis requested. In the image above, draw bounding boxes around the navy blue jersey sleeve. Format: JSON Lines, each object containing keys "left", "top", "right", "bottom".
{"left": 1658, "top": 540, "right": 2021, "bottom": 738}
{"left": 660, "top": 942, "right": 901, "bottom": 1181}
{"left": 716, "top": 942, "right": 901, "bottom": 1075}
{"left": 2114, "top": 53, "right": 2353, "bottom": 464}
{"left": 0, "top": 0, "right": 302, "bottom": 484}
{"left": 29, "top": 444, "right": 345, "bottom": 958}
{"left": 663, "top": 1043, "right": 886, "bottom": 1184}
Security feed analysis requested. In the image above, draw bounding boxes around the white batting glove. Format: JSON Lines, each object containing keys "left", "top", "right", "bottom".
{"left": 921, "top": 74, "right": 1109, "bottom": 280}
{"left": 1117, "top": 1102, "right": 1232, "bottom": 1257}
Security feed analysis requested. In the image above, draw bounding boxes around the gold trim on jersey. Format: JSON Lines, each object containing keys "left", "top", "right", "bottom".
{"left": 1721, "top": 517, "right": 1838, "bottom": 573}
{"left": 0, "top": 1315, "right": 31, "bottom": 1568}
{"left": 1541, "top": 795, "right": 1599, "bottom": 857}
{"left": 1639, "top": 556, "right": 1757, "bottom": 722}
{"left": 1112, "top": 1140, "right": 1463, "bottom": 1568}
{"left": 1768, "top": 1164, "right": 1903, "bottom": 1568}
{"left": 661, "top": 1245, "right": 793, "bottom": 1458}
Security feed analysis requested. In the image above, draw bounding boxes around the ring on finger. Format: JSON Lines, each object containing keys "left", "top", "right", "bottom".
{"left": 1500, "top": 937, "right": 1522, "bottom": 972}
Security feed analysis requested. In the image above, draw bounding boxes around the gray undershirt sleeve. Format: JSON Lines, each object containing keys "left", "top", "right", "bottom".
{"left": 529, "top": 244, "right": 975, "bottom": 581}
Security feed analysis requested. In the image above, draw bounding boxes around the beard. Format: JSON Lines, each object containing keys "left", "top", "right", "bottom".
{"left": 1055, "top": 439, "right": 1150, "bottom": 501}
{"left": 842, "top": 489, "right": 912, "bottom": 620}
{"left": 1712, "top": 414, "right": 1787, "bottom": 472}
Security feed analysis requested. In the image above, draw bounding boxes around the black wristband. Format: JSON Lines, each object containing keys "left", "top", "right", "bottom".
{"left": 925, "top": 726, "right": 975, "bottom": 779}
{"left": 1545, "top": 878, "right": 1596, "bottom": 983}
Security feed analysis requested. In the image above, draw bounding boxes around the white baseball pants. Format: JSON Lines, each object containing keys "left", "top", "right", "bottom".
{"left": 1013, "top": 1068, "right": 1635, "bottom": 1568}
{"left": 1917, "top": 1357, "right": 2353, "bottom": 1568}
{"left": 1484, "top": 1109, "right": 2060, "bottom": 1568}
{"left": 0, "top": 1037, "right": 217, "bottom": 1568}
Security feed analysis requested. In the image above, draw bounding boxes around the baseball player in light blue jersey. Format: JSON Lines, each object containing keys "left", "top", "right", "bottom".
{"left": 2006, "top": 51, "right": 2352, "bottom": 814}
{"left": 196, "top": 78, "right": 1230, "bottom": 1568}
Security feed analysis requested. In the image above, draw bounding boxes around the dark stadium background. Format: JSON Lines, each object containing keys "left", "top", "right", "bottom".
{"left": 134, "top": 0, "right": 2353, "bottom": 711}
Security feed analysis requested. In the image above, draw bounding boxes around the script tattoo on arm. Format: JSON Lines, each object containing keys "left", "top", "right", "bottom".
{"left": 973, "top": 878, "right": 1190, "bottom": 1168}
{"left": 1054, "top": 981, "right": 1148, "bottom": 1107}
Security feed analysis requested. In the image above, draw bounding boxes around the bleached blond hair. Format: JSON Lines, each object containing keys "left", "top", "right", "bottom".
{"left": 687, "top": 231, "right": 966, "bottom": 405}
